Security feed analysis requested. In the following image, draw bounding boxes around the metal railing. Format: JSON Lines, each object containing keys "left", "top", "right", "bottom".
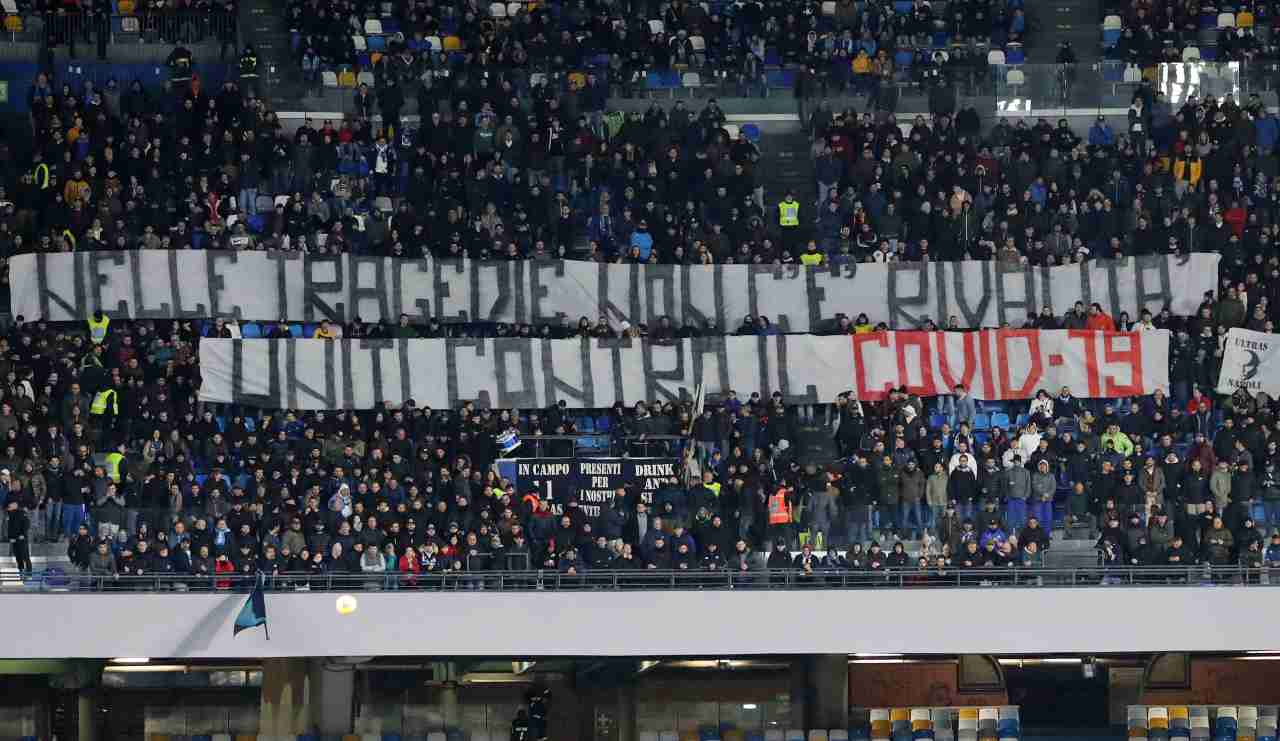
{"left": 6, "top": 565, "right": 1275, "bottom": 593}
{"left": 31, "top": 9, "right": 237, "bottom": 47}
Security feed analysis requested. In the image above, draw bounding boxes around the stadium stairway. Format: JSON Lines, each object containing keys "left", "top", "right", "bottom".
{"left": 242, "top": 0, "right": 308, "bottom": 107}
{"left": 1025, "top": 0, "right": 1103, "bottom": 63}
{"left": 759, "top": 130, "right": 815, "bottom": 215}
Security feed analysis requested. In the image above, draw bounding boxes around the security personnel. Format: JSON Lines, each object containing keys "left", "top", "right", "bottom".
{"left": 31, "top": 153, "right": 49, "bottom": 191}
{"left": 799, "top": 240, "right": 824, "bottom": 266}
{"left": 527, "top": 687, "right": 550, "bottom": 741}
{"left": 777, "top": 190, "right": 801, "bottom": 254}
{"left": 510, "top": 708, "right": 532, "bottom": 741}
{"left": 89, "top": 387, "right": 118, "bottom": 418}
{"left": 87, "top": 310, "right": 110, "bottom": 345}
{"left": 778, "top": 190, "right": 800, "bottom": 227}
{"left": 238, "top": 44, "right": 261, "bottom": 96}
{"left": 767, "top": 482, "right": 793, "bottom": 547}
{"left": 90, "top": 388, "right": 119, "bottom": 449}
{"left": 104, "top": 443, "right": 126, "bottom": 485}
{"left": 167, "top": 45, "right": 193, "bottom": 83}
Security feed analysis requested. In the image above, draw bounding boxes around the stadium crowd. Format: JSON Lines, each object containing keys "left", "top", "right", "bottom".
{"left": 5, "top": 26, "right": 1280, "bottom": 584}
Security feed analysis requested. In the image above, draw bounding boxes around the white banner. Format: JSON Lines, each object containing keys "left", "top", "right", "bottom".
{"left": 11, "top": 251, "right": 1218, "bottom": 331}
{"left": 198, "top": 331, "right": 1170, "bottom": 409}
{"left": 1217, "top": 328, "right": 1280, "bottom": 397}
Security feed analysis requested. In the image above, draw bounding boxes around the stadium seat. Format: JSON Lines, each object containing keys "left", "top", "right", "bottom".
{"left": 786, "top": 730, "right": 806, "bottom": 741}
{"left": 352, "top": 34, "right": 367, "bottom": 50}
{"left": 443, "top": 35, "right": 462, "bottom": 49}
{"left": 368, "top": 35, "right": 386, "bottom": 50}
{"left": 741, "top": 123, "right": 761, "bottom": 142}
{"left": 682, "top": 72, "right": 701, "bottom": 90}
{"left": 1218, "top": 12, "right": 1235, "bottom": 27}
{"left": 338, "top": 68, "right": 357, "bottom": 87}
{"left": 1005, "top": 68, "right": 1025, "bottom": 90}
{"left": 811, "top": 732, "right": 831, "bottom": 741}
{"left": 357, "top": 70, "right": 375, "bottom": 86}
{"left": 1004, "top": 42, "right": 1025, "bottom": 64}
{"left": 507, "top": 2, "right": 522, "bottom": 15}
{"left": 649, "top": 19, "right": 665, "bottom": 34}
{"left": 322, "top": 70, "right": 339, "bottom": 87}
{"left": 364, "top": 18, "right": 383, "bottom": 33}
{"left": 490, "top": 2, "right": 507, "bottom": 16}
{"left": 425, "top": 35, "right": 443, "bottom": 50}
{"left": 832, "top": 732, "right": 851, "bottom": 741}
{"left": 822, "top": 0, "right": 837, "bottom": 13}
{"left": 987, "top": 50, "right": 1006, "bottom": 65}
{"left": 766, "top": 731, "right": 785, "bottom": 741}
{"left": 4, "top": 13, "right": 21, "bottom": 31}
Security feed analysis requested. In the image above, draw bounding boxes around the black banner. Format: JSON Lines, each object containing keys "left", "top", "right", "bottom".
{"left": 496, "top": 457, "right": 681, "bottom": 519}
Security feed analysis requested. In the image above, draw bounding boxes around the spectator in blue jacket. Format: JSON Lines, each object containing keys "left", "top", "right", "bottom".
{"left": 1255, "top": 111, "right": 1279, "bottom": 154}
{"left": 1088, "top": 116, "right": 1115, "bottom": 148}
{"left": 629, "top": 221, "right": 654, "bottom": 261}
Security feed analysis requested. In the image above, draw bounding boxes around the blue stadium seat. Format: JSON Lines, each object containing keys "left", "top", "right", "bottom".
{"left": 578, "top": 416, "right": 595, "bottom": 432}
{"left": 646, "top": 71, "right": 679, "bottom": 90}
{"left": 990, "top": 412, "right": 1010, "bottom": 429}
{"left": 1102, "top": 61, "right": 1124, "bottom": 80}
{"left": 894, "top": 0, "right": 912, "bottom": 11}
{"left": 1200, "top": 46, "right": 1218, "bottom": 60}
{"left": 368, "top": 34, "right": 387, "bottom": 50}
{"left": 766, "top": 69, "right": 796, "bottom": 87}
{"left": 932, "top": 31, "right": 950, "bottom": 46}
{"left": 302, "top": 323, "right": 318, "bottom": 338}
{"left": 895, "top": 49, "right": 915, "bottom": 68}
{"left": 764, "top": 47, "right": 781, "bottom": 65}
{"left": 381, "top": 18, "right": 400, "bottom": 33}
{"left": 741, "top": 123, "right": 761, "bottom": 142}
{"left": 241, "top": 322, "right": 262, "bottom": 338}
{"left": 974, "top": 430, "right": 991, "bottom": 445}
{"left": 929, "top": 412, "right": 946, "bottom": 428}
{"left": 1103, "top": 28, "right": 1122, "bottom": 47}
{"left": 289, "top": 324, "right": 305, "bottom": 338}
{"left": 1005, "top": 45, "right": 1025, "bottom": 64}
{"left": 973, "top": 412, "right": 991, "bottom": 430}
{"left": 596, "top": 415, "right": 612, "bottom": 431}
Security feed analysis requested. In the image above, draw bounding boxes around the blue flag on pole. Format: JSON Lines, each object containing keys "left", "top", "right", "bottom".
{"left": 233, "top": 574, "right": 269, "bottom": 639}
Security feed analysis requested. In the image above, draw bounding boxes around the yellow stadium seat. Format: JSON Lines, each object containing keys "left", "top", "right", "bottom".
{"left": 1170, "top": 707, "right": 1190, "bottom": 720}
{"left": 1238, "top": 10, "right": 1255, "bottom": 27}
{"left": 912, "top": 721, "right": 933, "bottom": 731}
{"left": 338, "top": 69, "right": 357, "bottom": 87}
{"left": 890, "top": 710, "right": 909, "bottom": 722}
{"left": 443, "top": 35, "right": 462, "bottom": 50}
{"left": 118, "top": 0, "right": 135, "bottom": 13}
{"left": 369, "top": 51, "right": 383, "bottom": 65}
{"left": 870, "top": 721, "right": 892, "bottom": 736}
{"left": 4, "top": 14, "right": 22, "bottom": 32}
{"left": 679, "top": 732, "right": 698, "bottom": 741}
{"left": 1129, "top": 729, "right": 1148, "bottom": 738}
{"left": 149, "top": 736, "right": 170, "bottom": 741}
{"left": 724, "top": 731, "right": 745, "bottom": 741}
{"left": 1151, "top": 719, "right": 1169, "bottom": 729}
{"left": 959, "top": 709, "right": 980, "bottom": 721}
